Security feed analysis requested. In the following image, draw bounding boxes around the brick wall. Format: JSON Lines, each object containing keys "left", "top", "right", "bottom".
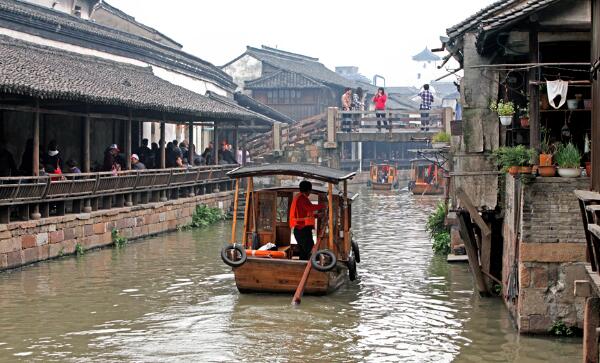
{"left": 0, "top": 191, "right": 233, "bottom": 271}
{"left": 503, "top": 176, "right": 589, "bottom": 333}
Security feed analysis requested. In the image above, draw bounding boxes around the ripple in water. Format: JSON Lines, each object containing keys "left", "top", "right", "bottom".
{"left": 0, "top": 187, "right": 583, "bottom": 362}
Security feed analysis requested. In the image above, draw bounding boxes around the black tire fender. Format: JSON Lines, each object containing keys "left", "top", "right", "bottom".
{"left": 311, "top": 249, "right": 337, "bottom": 272}
{"left": 351, "top": 240, "right": 361, "bottom": 263}
{"left": 221, "top": 244, "right": 247, "bottom": 267}
{"left": 347, "top": 255, "right": 357, "bottom": 281}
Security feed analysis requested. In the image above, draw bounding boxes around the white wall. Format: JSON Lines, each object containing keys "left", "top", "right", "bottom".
{"left": 222, "top": 54, "right": 263, "bottom": 91}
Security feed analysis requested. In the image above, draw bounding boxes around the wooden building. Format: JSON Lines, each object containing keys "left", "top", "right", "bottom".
{"left": 441, "top": 0, "right": 594, "bottom": 335}
{"left": 222, "top": 46, "right": 353, "bottom": 121}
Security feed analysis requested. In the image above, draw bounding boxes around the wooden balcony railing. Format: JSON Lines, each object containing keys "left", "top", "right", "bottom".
{"left": 0, "top": 165, "right": 237, "bottom": 223}
{"left": 336, "top": 109, "right": 444, "bottom": 133}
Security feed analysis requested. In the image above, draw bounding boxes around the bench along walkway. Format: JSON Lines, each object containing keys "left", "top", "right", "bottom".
{"left": 0, "top": 165, "right": 236, "bottom": 224}
{"left": 574, "top": 189, "right": 600, "bottom": 363}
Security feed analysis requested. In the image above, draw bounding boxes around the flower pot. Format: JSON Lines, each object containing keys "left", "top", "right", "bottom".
{"left": 540, "top": 94, "right": 550, "bottom": 110}
{"left": 432, "top": 142, "right": 449, "bottom": 149}
{"left": 539, "top": 153, "right": 552, "bottom": 166}
{"left": 520, "top": 117, "right": 530, "bottom": 128}
{"left": 567, "top": 99, "right": 578, "bottom": 110}
{"left": 508, "top": 166, "right": 519, "bottom": 176}
{"left": 538, "top": 165, "right": 556, "bottom": 177}
{"left": 519, "top": 166, "right": 532, "bottom": 174}
{"left": 557, "top": 168, "right": 581, "bottom": 178}
{"left": 499, "top": 115, "right": 513, "bottom": 126}
{"left": 586, "top": 161, "right": 591, "bottom": 177}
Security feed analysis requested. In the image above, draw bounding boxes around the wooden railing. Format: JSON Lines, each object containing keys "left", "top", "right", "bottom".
{"left": 0, "top": 165, "right": 237, "bottom": 223}
{"left": 336, "top": 109, "right": 444, "bottom": 133}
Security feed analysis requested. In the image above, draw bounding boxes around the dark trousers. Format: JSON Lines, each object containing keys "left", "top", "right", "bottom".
{"left": 420, "top": 110, "right": 430, "bottom": 128}
{"left": 294, "top": 227, "right": 314, "bottom": 260}
{"left": 376, "top": 111, "right": 387, "bottom": 129}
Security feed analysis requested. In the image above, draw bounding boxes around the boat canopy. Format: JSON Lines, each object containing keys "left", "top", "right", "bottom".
{"left": 227, "top": 163, "right": 355, "bottom": 184}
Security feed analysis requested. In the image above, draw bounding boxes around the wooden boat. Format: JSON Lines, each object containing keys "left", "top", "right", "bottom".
{"left": 367, "top": 162, "right": 399, "bottom": 190}
{"left": 409, "top": 158, "right": 446, "bottom": 195}
{"left": 221, "top": 163, "right": 360, "bottom": 296}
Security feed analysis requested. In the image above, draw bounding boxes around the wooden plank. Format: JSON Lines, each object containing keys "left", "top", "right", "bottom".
{"left": 575, "top": 190, "right": 600, "bottom": 202}
{"left": 457, "top": 211, "right": 489, "bottom": 296}
{"left": 230, "top": 179, "right": 240, "bottom": 244}
{"left": 447, "top": 254, "right": 469, "bottom": 263}
{"left": 241, "top": 178, "right": 252, "bottom": 248}
{"left": 583, "top": 297, "right": 600, "bottom": 363}
{"left": 581, "top": 199, "right": 599, "bottom": 271}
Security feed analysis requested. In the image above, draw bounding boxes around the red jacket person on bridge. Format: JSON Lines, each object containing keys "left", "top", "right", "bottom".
{"left": 289, "top": 180, "right": 326, "bottom": 260}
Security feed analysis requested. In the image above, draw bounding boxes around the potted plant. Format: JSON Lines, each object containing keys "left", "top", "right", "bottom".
{"left": 431, "top": 131, "right": 450, "bottom": 149}
{"left": 538, "top": 127, "right": 556, "bottom": 176}
{"left": 519, "top": 107, "right": 529, "bottom": 128}
{"left": 493, "top": 145, "right": 535, "bottom": 176}
{"left": 555, "top": 142, "right": 581, "bottom": 178}
{"left": 490, "top": 100, "right": 515, "bottom": 126}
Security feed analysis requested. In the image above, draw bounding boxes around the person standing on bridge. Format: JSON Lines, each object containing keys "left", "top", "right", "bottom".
{"left": 373, "top": 88, "right": 387, "bottom": 132}
{"left": 418, "top": 84, "right": 434, "bottom": 131}
{"left": 341, "top": 88, "right": 352, "bottom": 132}
{"left": 290, "top": 180, "right": 326, "bottom": 260}
{"left": 352, "top": 87, "right": 365, "bottom": 132}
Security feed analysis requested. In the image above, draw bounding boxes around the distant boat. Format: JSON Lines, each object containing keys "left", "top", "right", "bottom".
{"left": 409, "top": 158, "right": 446, "bottom": 195}
{"left": 367, "top": 162, "right": 399, "bottom": 190}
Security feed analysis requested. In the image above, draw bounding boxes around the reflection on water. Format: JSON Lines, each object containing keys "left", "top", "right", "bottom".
{"left": 0, "top": 187, "right": 582, "bottom": 362}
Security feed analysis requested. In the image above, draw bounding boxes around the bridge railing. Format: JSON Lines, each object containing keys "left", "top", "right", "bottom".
{"left": 336, "top": 109, "right": 444, "bottom": 133}
{"left": 0, "top": 165, "right": 237, "bottom": 224}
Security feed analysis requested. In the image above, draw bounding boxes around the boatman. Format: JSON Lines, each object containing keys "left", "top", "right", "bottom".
{"left": 289, "top": 180, "right": 326, "bottom": 260}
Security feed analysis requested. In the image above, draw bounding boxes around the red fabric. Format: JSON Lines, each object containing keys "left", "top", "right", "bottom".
{"left": 289, "top": 193, "right": 326, "bottom": 229}
{"left": 373, "top": 94, "right": 387, "bottom": 110}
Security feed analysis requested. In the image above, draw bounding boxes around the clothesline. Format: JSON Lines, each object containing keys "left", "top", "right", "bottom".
{"left": 529, "top": 80, "right": 591, "bottom": 85}
{"left": 467, "top": 62, "right": 590, "bottom": 69}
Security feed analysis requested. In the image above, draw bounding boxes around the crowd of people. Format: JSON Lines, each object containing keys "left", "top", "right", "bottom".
{"left": 0, "top": 137, "right": 248, "bottom": 177}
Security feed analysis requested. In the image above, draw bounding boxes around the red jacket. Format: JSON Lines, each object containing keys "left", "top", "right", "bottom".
{"left": 289, "top": 193, "right": 326, "bottom": 229}
{"left": 373, "top": 94, "right": 387, "bottom": 110}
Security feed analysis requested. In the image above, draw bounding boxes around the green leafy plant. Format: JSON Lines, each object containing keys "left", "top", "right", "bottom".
{"left": 540, "top": 127, "right": 553, "bottom": 155}
{"left": 112, "top": 229, "right": 128, "bottom": 248}
{"left": 493, "top": 145, "right": 536, "bottom": 170}
{"left": 186, "top": 205, "right": 225, "bottom": 229}
{"left": 75, "top": 243, "right": 85, "bottom": 256}
{"left": 432, "top": 231, "right": 451, "bottom": 255}
{"left": 426, "top": 202, "right": 450, "bottom": 255}
{"left": 549, "top": 320, "right": 574, "bottom": 337}
{"left": 432, "top": 131, "right": 450, "bottom": 143}
{"left": 490, "top": 100, "right": 515, "bottom": 116}
{"left": 554, "top": 143, "right": 581, "bottom": 168}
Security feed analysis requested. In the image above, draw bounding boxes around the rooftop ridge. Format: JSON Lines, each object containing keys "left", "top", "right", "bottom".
{"left": 256, "top": 45, "right": 319, "bottom": 62}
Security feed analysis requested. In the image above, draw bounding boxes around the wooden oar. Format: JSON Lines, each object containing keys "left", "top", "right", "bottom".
{"left": 292, "top": 212, "right": 328, "bottom": 305}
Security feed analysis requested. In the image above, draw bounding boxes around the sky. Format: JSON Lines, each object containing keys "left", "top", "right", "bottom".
{"left": 109, "top": 0, "right": 496, "bottom": 86}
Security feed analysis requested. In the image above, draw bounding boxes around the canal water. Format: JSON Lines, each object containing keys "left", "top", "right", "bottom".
{"left": 0, "top": 188, "right": 582, "bottom": 362}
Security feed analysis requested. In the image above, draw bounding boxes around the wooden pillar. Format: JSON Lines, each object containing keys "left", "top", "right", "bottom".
{"left": 583, "top": 297, "right": 600, "bottom": 363}
{"left": 213, "top": 122, "right": 219, "bottom": 165}
{"left": 32, "top": 101, "right": 40, "bottom": 177}
{"left": 343, "top": 181, "right": 349, "bottom": 257}
{"left": 528, "top": 28, "right": 540, "bottom": 150}
{"left": 31, "top": 100, "right": 41, "bottom": 220}
{"left": 188, "top": 121, "right": 195, "bottom": 165}
{"left": 327, "top": 183, "right": 334, "bottom": 252}
{"left": 160, "top": 120, "right": 166, "bottom": 169}
{"left": 125, "top": 113, "right": 132, "bottom": 170}
{"left": 593, "top": 0, "right": 600, "bottom": 191}
{"left": 83, "top": 115, "right": 90, "bottom": 173}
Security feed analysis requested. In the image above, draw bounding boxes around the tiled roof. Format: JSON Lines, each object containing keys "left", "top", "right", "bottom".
{"left": 205, "top": 91, "right": 277, "bottom": 125}
{"left": 240, "top": 46, "right": 353, "bottom": 88}
{"left": 446, "top": 0, "right": 521, "bottom": 39}
{"left": 94, "top": 1, "right": 183, "bottom": 49}
{"left": 245, "top": 70, "right": 326, "bottom": 89}
{"left": 0, "top": 0, "right": 235, "bottom": 89}
{"left": 0, "top": 36, "right": 257, "bottom": 120}
{"left": 412, "top": 47, "right": 441, "bottom": 62}
{"left": 233, "top": 92, "right": 295, "bottom": 124}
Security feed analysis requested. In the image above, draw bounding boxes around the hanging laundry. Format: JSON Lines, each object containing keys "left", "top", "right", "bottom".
{"left": 546, "top": 80, "right": 568, "bottom": 109}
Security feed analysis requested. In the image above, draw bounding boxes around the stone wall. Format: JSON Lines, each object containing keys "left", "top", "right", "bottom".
{"left": 503, "top": 176, "right": 589, "bottom": 333}
{"left": 0, "top": 191, "right": 233, "bottom": 271}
